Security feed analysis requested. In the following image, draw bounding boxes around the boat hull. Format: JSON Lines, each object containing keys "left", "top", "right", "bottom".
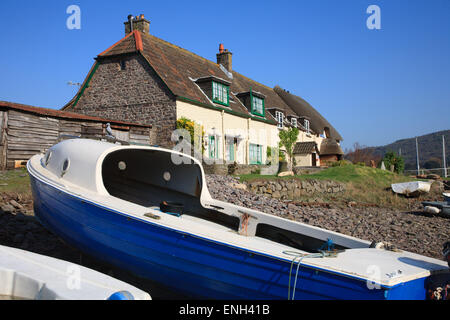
{"left": 29, "top": 175, "right": 429, "bottom": 300}
{"left": 391, "top": 181, "right": 431, "bottom": 197}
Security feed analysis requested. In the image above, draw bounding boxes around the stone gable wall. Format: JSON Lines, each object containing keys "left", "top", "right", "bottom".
{"left": 66, "top": 54, "right": 177, "bottom": 147}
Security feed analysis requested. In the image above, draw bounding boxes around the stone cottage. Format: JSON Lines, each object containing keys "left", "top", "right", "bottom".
{"left": 63, "top": 14, "right": 343, "bottom": 167}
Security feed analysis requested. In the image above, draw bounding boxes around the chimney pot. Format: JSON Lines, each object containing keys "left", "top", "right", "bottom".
{"left": 124, "top": 14, "right": 150, "bottom": 35}
{"left": 216, "top": 44, "right": 232, "bottom": 72}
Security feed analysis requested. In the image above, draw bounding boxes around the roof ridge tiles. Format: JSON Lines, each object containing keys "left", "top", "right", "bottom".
{"left": 98, "top": 31, "right": 137, "bottom": 57}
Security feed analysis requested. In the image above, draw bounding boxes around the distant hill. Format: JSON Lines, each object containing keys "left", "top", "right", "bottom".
{"left": 350, "top": 130, "right": 450, "bottom": 171}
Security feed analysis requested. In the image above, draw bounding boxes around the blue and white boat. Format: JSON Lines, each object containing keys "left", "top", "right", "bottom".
{"left": 27, "top": 139, "right": 448, "bottom": 300}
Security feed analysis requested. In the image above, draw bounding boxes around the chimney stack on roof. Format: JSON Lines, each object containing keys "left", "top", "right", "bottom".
{"left": 216, "top": 44, "right": 232, "bottom": 72}
{"left": 124, "top": 14, "right": 150, "bottom": 35}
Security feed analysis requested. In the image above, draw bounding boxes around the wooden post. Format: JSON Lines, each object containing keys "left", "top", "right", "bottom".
{"left": 415, "top": 137, "right": 420, "bottom": 176}
{"left": 443, "top": 135, "right": 447, "bottom": 178}
{"left": 0, "top": 111, "right": 8, "bottom": 170}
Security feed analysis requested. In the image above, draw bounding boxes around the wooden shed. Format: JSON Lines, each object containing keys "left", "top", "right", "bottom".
{"left": 0, "top": 101, "right": 153, "bottom": 169}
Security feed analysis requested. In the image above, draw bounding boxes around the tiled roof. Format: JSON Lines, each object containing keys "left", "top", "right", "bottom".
{"left": 293, "top": 141, "right": 318, "bottom": 154}
{"left": 98, "top": 30, "right": 141, "bottom": 57}
{"left": 0, "top": 101, "right": 152, "bottom": 128}
{"left": 94, "top": 31, "right": 303, "bottom": 124}
{"left": 66, "top": 29, "right": 341, "bottom": 137}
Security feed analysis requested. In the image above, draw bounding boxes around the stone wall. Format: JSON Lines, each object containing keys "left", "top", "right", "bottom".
{"left": 244, "top": 178, "right": 346, "bottom": 200}
{"left": 67, "top": 54, "right": 177, "bottom": 147}
{"left": 202, "top": 163, "right": 274, "bottom": 175}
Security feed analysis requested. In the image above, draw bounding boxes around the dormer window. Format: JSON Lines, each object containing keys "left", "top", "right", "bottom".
{"left": 236, "top": 90, "right": 265, "bottom": 117}
{"left": 212, "top": 81, "right": 229, "bottom": 106}
{"left": 304, "top": 119, "right": 310, "bottom": 133}
{"left": 275, "top": 111, "right": 284, "bottom": 129}
{"left": 291, "top": 117, "right": 297, "bottom": 128}
{"left": 195, "top": 76, "right": 231, "bottom": 107}
{"left": 251, "top": 95, "right": 264, "bottom": 117}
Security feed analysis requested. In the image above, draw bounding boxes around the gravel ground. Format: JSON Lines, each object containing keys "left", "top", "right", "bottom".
{"left": 206, "top": 174, "right": 450, "bottom": 261}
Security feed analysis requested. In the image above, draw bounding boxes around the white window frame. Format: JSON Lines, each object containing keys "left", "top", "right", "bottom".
{"left": 275, "top": 111, "right": 284, "bottom": 129}
{"left": 304, "top": 119, "right": 310, "bottom": 133}
{"left": 291, "top": 117, "right": 297, "bottom": 128}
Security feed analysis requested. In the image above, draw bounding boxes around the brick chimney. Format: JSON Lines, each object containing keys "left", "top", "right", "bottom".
{"left": 124, "top": 14, "right": 150, "bottom": 35}
{"left": 216, "top": 44, "right": 232, "bottom": 72}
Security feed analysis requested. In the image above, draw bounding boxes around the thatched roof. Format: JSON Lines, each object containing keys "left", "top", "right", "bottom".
{"left": 273, "top": 86, "right": 343, "bottom": 141}
{"left": 319, "top": 138, "right": 344, "bottom": 155}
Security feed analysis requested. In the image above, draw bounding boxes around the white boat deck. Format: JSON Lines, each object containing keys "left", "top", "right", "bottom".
{"left": 0, "top": 245, "right": 151, "bottom": 300}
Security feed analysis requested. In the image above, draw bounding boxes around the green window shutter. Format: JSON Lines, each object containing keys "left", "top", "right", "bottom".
{"left": 209, "top": 136, "right": 216, "bottom": 159}
{"left": 228, "top": 141, "right": 235, "bottom": 162}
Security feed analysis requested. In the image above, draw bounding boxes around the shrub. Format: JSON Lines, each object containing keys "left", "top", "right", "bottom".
{"left": 176, "top": 117, "right": 205, "bottom": 153}
{"left": 228, "top": 162, "right": 238, "bottom": 175}
{"left": 382, "top": 151, "right": 405, "bottom": 174}
{"left": 251, "top": 167, "right": 261, "bottom": 175}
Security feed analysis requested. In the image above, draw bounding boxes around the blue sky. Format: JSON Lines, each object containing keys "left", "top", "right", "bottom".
{"left": 0, "top": 0, "right": 449, "bottom": 151}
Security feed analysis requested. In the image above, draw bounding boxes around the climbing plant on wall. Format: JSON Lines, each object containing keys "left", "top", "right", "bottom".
{"left": 176, "top": 117, "right": 205, "bottom": 153}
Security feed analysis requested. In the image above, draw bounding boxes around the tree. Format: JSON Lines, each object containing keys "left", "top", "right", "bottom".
{"left": 345, "top": 142, "right": 380, "bottom": 166}
{"left": 382, "top": 151, "right": 405, "bottom": 174}
{"left": 278, "top": 127, "right": 299, "bottom": 172}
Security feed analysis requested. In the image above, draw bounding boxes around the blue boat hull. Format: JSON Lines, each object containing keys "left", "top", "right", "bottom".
{"left": 29, "top": 175, "right": 428, "bottom": 300}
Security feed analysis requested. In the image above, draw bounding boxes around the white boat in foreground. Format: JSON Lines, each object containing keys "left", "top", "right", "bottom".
{"left": 27, "top": 139, "right": 448, "bottom": 300}
{"left": 391, "top": 181, "right": 432, "bottom": 197}
{"left": 0, "top": 244, "right": 151, "bottom": 300}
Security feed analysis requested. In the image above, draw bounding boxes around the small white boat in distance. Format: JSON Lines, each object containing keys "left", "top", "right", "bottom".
{"left": 0, "top": 245, "right": 151, "bottom": 300}
{"left": 391, "top": 181, "right": 432, "bottom": 197}
{"left": 443, "top": 193, "right": 450, "bottom": 203}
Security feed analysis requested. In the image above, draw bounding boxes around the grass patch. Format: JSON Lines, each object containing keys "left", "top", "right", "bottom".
{"left": 0, "top": 168, "right": 31, "bottom": 195}
{"left": 237, "top": 165, "right": 438, "bottom": 209}
{"left": 238, "top": 165, "right": 414, "bottom": 184}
